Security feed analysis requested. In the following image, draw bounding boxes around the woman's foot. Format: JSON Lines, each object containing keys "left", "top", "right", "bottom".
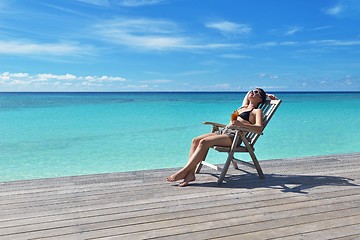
{"left": 166, "top": 170, "right": 187, "bottom": 182}
{"left": 179, "top": 172, "right": 196, "bottom": 187}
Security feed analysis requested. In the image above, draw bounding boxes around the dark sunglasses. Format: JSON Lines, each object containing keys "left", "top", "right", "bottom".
{"left": 251, "top": 89, "right": 263, "bottom": 99}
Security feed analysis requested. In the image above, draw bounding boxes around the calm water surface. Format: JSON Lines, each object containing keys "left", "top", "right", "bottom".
{"left": 1, "top": 92, "right": 359, "bottom": 182}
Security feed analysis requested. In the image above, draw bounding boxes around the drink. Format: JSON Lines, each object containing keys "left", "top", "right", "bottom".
{"left": 231, "top": 110, "right": 239, "bottom": 121}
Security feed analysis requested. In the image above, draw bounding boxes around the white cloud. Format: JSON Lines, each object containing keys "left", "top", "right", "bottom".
{"left": 205, "top": 21, "right": 251, "bottom": 36}
{"left": 254, "top": 41, "right": 278, "bottom": 48}
{"left": 126, "top": 84, "right": 149, "bottom": 89}
{"left": 10, "top": 80, "right": 30, "bottom": 85}
{"left": 268, "top": 26, "right": 303, "bottom": 36}
{"left": 310, "top": 26, "right": 332, "bottom": 31}
{"left": 280, "top": 41, "right": 299, "bottom": 46}
{"left": 95, "top": 76, "right": 126, "bottom": 82}
{"left": 99, "top": 18, "right": 177, "bottom": 34}
{"left": 0, "top": 72, "right": 126, "bottom": 90}
{"left": 284, "top": 26, "right": 302, "bottom": 36}
{"left": 37, "top": 73, "right": 77, "bottom": 81}
{"left": 1, "top": 72, "right": 29, "bottom": 80}
{"left": 308, "top": 39, "right": 360, "bottom": 46}
{"left": 344, "top": 74, "right": 353, "bottom": 85}
{"left": 214, "top": 83, "right": 231, "bottom": 89}
{"left": 49, "top": 74, "right": 126, "bottom": 82}
{"left": 185, "top": 43, "right": 243, "bottom": 50}
{"left": 119, "top": 0, "right": 166, "bottom": 7}
{"left": 322, "top": 1, "right": 360, "bottom": 19}
{"left": 93, "top": 17, "right": 243, "bottom": 50}
{"left": 178, "top": 70, "right": 211, "bottom": 76}
{"left": 81, "top": 82, "right": 103, "bottom": 87}
{"left": 94, "top": 18, "right": 186, "bottom": 50}
{"left": 254, "top": 39, "right": 360, "bottom": 49}
{"left": 0, "top": 41, "right": 94, "bottom": 56}
{"left": 76, "top": 0, "right": 166, "bottom": 7}
{"left": 220, "top": 54, "right": 250, "bottom": 59}
{"left": 141, "top": 79, "right": 174, "bottom": 83}
{"left": 76, "top": 0, "right": 109, "bottom": 6}
{"left": 189, "top": 83, "right": 234, "bottom": 91}
{"left": 259, "top": 73, "right": 279, "bottom": 79}
{"left": 324, "top": 3, "right": 343, "bottom": 16}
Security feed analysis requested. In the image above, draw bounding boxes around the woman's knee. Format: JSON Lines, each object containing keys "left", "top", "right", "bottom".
{"left": 192, "top": 136, "right": 202, "bottom": 145}
{"left": 199, "top": 138, "right": 213, "bottom": 148}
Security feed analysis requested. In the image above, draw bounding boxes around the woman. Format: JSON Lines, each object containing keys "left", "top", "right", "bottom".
{"left": 166, "top": 88, "right": 270, "bottom": 187}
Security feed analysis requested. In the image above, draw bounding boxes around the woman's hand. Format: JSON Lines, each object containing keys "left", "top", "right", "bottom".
{"left": 230, "top": 120, "right": 244, "bottom": 127}
{"left": 267, "top": 94, "right": 277, "bottom": 100}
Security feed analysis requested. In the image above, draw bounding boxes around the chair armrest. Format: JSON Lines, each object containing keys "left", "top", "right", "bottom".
{"left": 202, "top": 122, "right": 226, "bottom": 128}
{"left": 227, "top": 125, "right": 263, "bottom": 135}
{"left": 203, "top": 122, "right": 226, "bottom": 133}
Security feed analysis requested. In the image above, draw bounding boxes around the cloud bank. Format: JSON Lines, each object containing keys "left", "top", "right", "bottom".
{"left": 0, "top": 72, "right": 126, "bottom": 90}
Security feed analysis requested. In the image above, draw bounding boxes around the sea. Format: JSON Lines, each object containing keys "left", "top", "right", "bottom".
{"left": 1, "top": 92, "right": 359, "bottom": 182}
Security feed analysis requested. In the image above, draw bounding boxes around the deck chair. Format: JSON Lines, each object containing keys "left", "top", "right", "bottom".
{"left": 196, "top": 99, "right": 282, "bottom": 184}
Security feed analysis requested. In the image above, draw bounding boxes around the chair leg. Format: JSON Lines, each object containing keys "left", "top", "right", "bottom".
{"left": 241, "top": 136, "right": 264, "bottom": 179}
{"left": 248, "top": 150, "right": 264, "bottom": 179}
{"left": 218, "top": 153, "right": 234, "bottom": 184}
{"left": 195, "top": 162, "right": 203, "bottom": 174}
{"left": 232, "top": 160, "right": 239, "bottom": 170}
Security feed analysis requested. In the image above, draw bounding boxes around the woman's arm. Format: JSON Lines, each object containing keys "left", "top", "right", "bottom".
{"left": 241, "top": 91, "right": 250, "bottom": 107}
{"left": 267, "top": 94, "right": 277, "bottom": 100}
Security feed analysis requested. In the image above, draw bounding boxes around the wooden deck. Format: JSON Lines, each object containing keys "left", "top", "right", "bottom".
{"left": 1, "top": 153, "right": 360, "bottom": 240}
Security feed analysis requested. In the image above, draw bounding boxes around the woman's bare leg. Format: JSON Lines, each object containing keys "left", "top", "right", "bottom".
{"left": 189, "top": 133, "right": 215, "bottom": 158}
{"left": 169, "top": 133, "right": 212, "bottom": 187}
{"left": 166, "top": 133, "right": 214, "bottom": 183}
{"left": 168, "top": 133, "right": 214, "bottom": 185}
{"left": 179, "top": 133, "right": 215, "bottom": 186}
{"left": 167, "top": 134, "right": 232, "bottom": 186}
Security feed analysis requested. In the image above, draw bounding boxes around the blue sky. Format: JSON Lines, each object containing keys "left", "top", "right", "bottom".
{"left": 0, "top": 0, "right": 360, "bottom": 92}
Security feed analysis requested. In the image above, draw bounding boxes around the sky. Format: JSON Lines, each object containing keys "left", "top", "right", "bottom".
{"left": 0, "top": 0, "right": 360, "bottom": 92}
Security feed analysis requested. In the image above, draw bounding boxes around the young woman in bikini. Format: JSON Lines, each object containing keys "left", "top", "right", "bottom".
{"left": 166, "top": 88, "right": 271, "bottom": 187}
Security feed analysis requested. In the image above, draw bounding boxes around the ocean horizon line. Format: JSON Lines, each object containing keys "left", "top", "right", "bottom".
{"left": 1, "top": 90, "right": 360, "bottom": 94}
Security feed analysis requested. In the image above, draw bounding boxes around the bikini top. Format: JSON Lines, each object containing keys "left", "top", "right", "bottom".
{"left": 238, "top": 107, "right": 254, "bottom": 122}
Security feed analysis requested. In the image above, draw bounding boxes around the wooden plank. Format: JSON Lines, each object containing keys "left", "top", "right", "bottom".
{"left": 11, "top": 200, "right": 360, "bottom": 239}
{"left": 1, "top": 158, "right": 358, "bottom": 200}
{"left": 0, "top": 153, "right": 359, "bottom": 240}
{"left": 275, "top": 224, "right": 360, "bottom": 239}
{"left": 331, "top": 234, "right": 360, "bottom": 240}
{"left": 0, "top": 154, "right": 357, "bottom": 194}
{"left": 1, "top": 188, "right": 359, "bottom": 236}
{"left": 1, "top": 173, "right": 358, "bottom": 219}
{"left": 1, "top": 182, "right": 358, "bottom": 223}
{"left": 205, "top": 215, "right": 360, "bottom": 240}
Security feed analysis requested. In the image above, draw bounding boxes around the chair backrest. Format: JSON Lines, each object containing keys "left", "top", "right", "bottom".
{"left": 246, "top": 99, "right": 282, "bottom": 146}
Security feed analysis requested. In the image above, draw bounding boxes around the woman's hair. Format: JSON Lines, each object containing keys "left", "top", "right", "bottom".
{"left": 256, "top": 87, "right": 267, "bottom": 104}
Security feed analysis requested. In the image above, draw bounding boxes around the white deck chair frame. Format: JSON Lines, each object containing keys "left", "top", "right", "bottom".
{"left": 196, "top": 99, "right": 282, "bottom": 184}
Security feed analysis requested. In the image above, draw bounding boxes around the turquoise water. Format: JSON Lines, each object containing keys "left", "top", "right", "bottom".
{"left": 1, "top": 92, "right": 359, "bottom": 182}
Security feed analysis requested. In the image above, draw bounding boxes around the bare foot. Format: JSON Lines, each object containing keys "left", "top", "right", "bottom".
{"left": 179, "top": 172, "right": 196, "bottom": 187}
{"left": 166, "top": 170, "right": 187, "bottom": 182}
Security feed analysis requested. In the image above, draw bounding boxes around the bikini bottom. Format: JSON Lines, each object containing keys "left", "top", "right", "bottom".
{"left": 216, "top": 127, "right": 241, "bottom": 144}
